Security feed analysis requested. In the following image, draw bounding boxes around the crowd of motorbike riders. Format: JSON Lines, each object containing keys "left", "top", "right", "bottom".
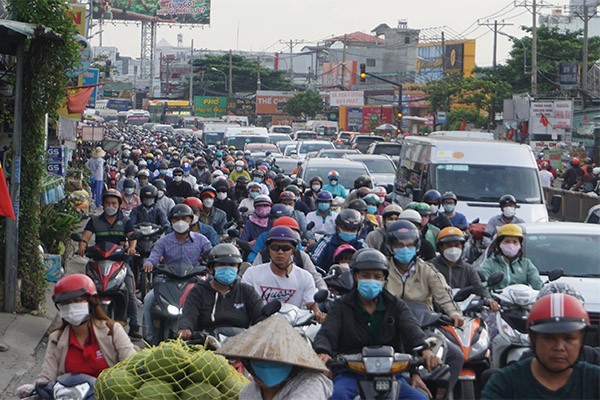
{"left": 17, "top": 125, "right": 600, "bottom": 399}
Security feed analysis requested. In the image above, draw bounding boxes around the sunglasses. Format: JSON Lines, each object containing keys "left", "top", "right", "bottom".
{"left": 269, "top": 244, "right": 294, "bottom": 252}
{"left": 173, "top": 174, "right": 183, "bottom": 177}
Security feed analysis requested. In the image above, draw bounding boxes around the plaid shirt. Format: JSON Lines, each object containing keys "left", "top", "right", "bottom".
{"left": 146, "top": 231, "right": 212, "bottom": 268}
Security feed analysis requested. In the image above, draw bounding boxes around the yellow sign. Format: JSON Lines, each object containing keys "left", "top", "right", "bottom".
{"left": 67, "top": 4, "right": 87, "bottom": 36}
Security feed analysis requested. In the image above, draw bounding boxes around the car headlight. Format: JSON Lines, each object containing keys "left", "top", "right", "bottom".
{"left": 54, "top": 382, "right": 91, "bottom": 400}
{"left": 167, "top": 304, "right": 181, "bottom": 316}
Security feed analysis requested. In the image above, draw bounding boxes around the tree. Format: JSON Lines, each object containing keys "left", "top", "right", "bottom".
{"left": 283, "top": 90, "right": 324, "bottom": 119}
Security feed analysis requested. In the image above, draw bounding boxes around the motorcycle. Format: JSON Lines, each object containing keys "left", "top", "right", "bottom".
{"left": 150, "top": 261, "right": 206, "bottom": 345}
{"left": 463, "top": 218, "right": 490, "bottom": 264}
{"left": 132, "top": 223, "right": 164, "bottom": 299}
{"left": 106, "top": 167, "right": 119, "bottom": 190}
{"left": 24, "top": 373, "right": 96, "bottom": 400}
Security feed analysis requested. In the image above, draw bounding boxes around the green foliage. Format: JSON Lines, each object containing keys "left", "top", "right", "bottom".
{"left": 39, "top": 197, "right": 83, "bottom": 255}
{"left": 444, "top": 109, "right": 487, "bottom": 130}
{"left": 9, "top": 0, "right": 81, "bottom": 310}
{"left": 283, "top": 90, "right": 324, "bottom": 119}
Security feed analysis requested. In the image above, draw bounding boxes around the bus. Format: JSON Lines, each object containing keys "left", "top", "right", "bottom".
{"left": 96, "top": 99, "right": 133, "bottom": 112}
{"left": 144, "top": 100, "right": 192, "bottom": 126}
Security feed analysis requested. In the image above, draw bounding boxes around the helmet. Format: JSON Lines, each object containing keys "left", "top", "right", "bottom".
{"left": 354, "top": 175, "right": 373, "bottom": 189}
{"left": 442, "top": 191, "right": 458, "bottom": 203}
{"left": 593, "top": 167, "right": 600, "bottom": 176}
{"left": 348, "top": 199, "right": 368, "bottom": 212}
{"left": 316, "top": 191, "right": 333, "bottom": 202}
{"left": 124, "top": 165, "right": 138, "bottom": 177}
{"left": 356, "top": 187, "right": 371, "bottom": 199}
{"left": 158, "top": 161, "right": 168, "bottom": 169}
{"left": 437, "top": 226, "right": 466, "bottom": 245}
{"left": 236, "top": 175, "right": 249, "bottom": 184}
{"left": 254, "top": 194, "right": 273, "bottom": 206}
{"left": 350, "top": 248, "right": 389, "bottom": 276}
{"left": 386, "top": 220, "right": 421, "bottom": 249}
{"left": 497, "top": 223, "right": 523, "bottom": 239}
{"left": 140, "top": 184, "right": 158, "bottom": 200}
{"left": 411, "top": 202, "right": 432, "bottom": 216}
{"left": 273, "top": 216, "right": 300, "bottom": 231}
{"left": 102, "top": 189, "right": 122, "bottom": 205}
{"left": 333, "top": 244, "right": 357, "bottom": 262}
{"left": 382, "top": 204, "right": 403, "bottom": 218}
{"left": 363, "top": 193, "right": 382, "bottom": 206}
{"left": 280, "top": 177, "right": 293, "bottom": 187}
{"left": 423, "top": 189, "right": 442, "bottom": 204}
{"left": 183, "top": 197, "right": 203, "bottom": 211}
{"left": 252, "top": 169, "right": 265, "bottom": 178}
{"left": 145, "top": 152, "right": 154, "bottom": 159}
{"left": 181, "top": 162, "right": 192, "bottom": 172}
{"left": 169, "top": 204, "right": 194, "bottom": 220}
{"left": 234, "top": 160, "right": 245, "bottom": 167}
{"left": 328, "top": 170, "right": 340, "bottom": 180}
{"left": 310, "top": 176, "right": 323, "bottom": 185}
{"left": 373, "top": 186, "right": 387, "bottom": 197}
{"left": 499, "top": 194, "right": 517, "bottom": 208}
{"left": 206, "top": 244, "right": 243, "bottom": 265}
{"left": 152, "top": 179, "right": 167, "bottom": 191}
{"left": 200, "top": 186, "right": 217, "bottom": 198}
{"left": 173, "top": 167, "right": 184, "bottom": 175}
{"left": 270, "top": 204, "right": 294, "bottom": 218}
{"left": 138, "top": 160, "right": 148, "bottom": 168}
{"left": 215, "top": 150, "right": 223, "bottom": 157}
{"left": 571, "top": 157, "right": 580, "bottom": 166}
{"left": 537, "top": 282, "right": 585, "bottom": 304}
{"left": 284, "top": 185, "right": 301, "bottom": 197}
{"left": 247, "top": 182, "right": 261, "bottom": 191}
{"left": 123, "top": 178, "right": 136, "bottom": 188}
{"left": 584, "top": 157, "right": 592, "bottom": 164}
{"left": 335, "top": 209, "right": 363, "bottom": 230}
{"left": 266, "top": 226, "right": 299, "bottom": 246}
{"left": 527, "top": 294, "right": 589, "bottom": 334}
{"left": 53, "top": 274, "right": 97, "bottom": 304}
{"left": 137, "top": 169, "right": 150, "bottom": 178}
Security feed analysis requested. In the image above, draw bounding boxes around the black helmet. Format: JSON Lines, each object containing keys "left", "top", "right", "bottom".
{"left": 123, "top": 178, "right": 136, "bottom": 188}
{"left": 423, "top": 189, "right": 442, "bottom": 204}
{"left": 350, "top": 248, "right": 389, "bottom": 276}
{"left": 385, "top": 220, "right": 421, "bottom": 250}
{"left": 280, "top": 177, "right": 293, "bottom": 187}
{"left": 153, "top": 179, "right": 167, "bottom": 191}
{"left": 499, "top": 194, "right": 517, "bottom": 208}
{"left": 169, "top": 204, "right": 194, "bottom": 220}
{"left": 270, "top": 204, "right": 294, "bottom": 218}
{"left": 140, "top": 184, "right": 158, "bottom": 199}
{"left": 348, "top": 199, "right": 368, "bottom": 212}
{"left": 335, "top": 209, "right": 363, "bottom": 230}
{"left": 310, "top": 176, "right": 323, "bottom": 185}
{"left": 124, "top": 165, "right": 138, "bottom": 177}
{"left": 206, "top": 244, "right": 243, "bottom": 265}
{"left": 236, "top": 175, "right": 249, "bottom": 184}
{"left": 284, "top": 185, "right": 301, "bottom": 197}
{"left": 354, "top": 175, "right": 373, "bottom": 189}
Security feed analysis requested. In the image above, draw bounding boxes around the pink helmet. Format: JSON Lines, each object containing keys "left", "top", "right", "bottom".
{"left": 333, "top": 244, "right": 357, "bottom": 262}
{"left": 373, "top": 186, "right": 387, "bottom": 197}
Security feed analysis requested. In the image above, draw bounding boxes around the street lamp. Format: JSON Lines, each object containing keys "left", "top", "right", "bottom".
{"left": 210, "top": 67, "right": 228, "bottom": 94}
{"left": 498, "top": 31, "right": 528, "bottom": 74}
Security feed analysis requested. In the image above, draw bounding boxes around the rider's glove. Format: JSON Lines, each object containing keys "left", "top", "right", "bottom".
{"left": 16, "top": 383, "right": 35, "bottom": 398}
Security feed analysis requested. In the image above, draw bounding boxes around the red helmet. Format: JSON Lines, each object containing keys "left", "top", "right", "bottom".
{"left": 273, "top": 216, "right": 300, "bottom": 231}
{"left": 527, "top": 293, "right": 589, "bottom": 334}
{"left": 571, "top": 157, "right": 580, "bottom": 166}
{"left": 183, "top": 197, "right": 203, "bottom": 211}
{"left": 53, "top": 274, "right": 97, "bottom": 304}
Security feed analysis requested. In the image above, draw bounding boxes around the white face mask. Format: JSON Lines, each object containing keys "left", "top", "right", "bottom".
{"left": 192, "top": 215, "right": 199, "bottom": 225}
{"left": 59, "top": 302, "right": 89, "bottom": 326}
{"left": 157, "top": 190, "right": 165, "bottom": 198}
{"left": 174, "top": 176, "right": 183, "bottom": 182}
{"left": 104, "top": 206, "right": 118, "bottom": 216}
{"left": 217, "top": 192, "right": 228, "bottom": 200}
{"left": 312, "top": 184, "right": 321, "bottom": 192}
{"left": 172, "top": 220, "right": 190, "bottom": 234}
{"left": 124, "top": 187, "right": 134, "bottom": 195}
{"left": 502, "top": 207, "right": 516, "bottom": 218}
{"left": 203, "top": 198, "right": 214, "bottom": 208}
{"left": 443, "top": 247, "right": 463, "bottom": 263}
{"left": 429, "top": 204, "right": 439, "bottom": 214}
{"left": 236, "top": 166, "right": 243, "bottom": 172}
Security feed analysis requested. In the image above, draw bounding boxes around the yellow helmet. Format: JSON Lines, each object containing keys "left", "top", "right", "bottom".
{"left": 145, "top": 153, "right": 154, "bottom": 159}
{"left": 497, "top": 224, "right": 523, "bottom": 238}
{"left": 437, "top": 226, "right": 466, "bottom": 244}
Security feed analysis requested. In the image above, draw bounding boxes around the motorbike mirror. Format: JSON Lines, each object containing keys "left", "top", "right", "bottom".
{"left": 548, "top": 194, "right": 561, "bottom": 214}
{"left": 306, "top": 221, "right": 316, "bottom": 231}
{"left": 470, "top": 218, "right": 480, "bottom": 224}
{"left": 71, "top": 233, "right": 82, "bottom": 242}
{"left": 487, "top": 272, "right": 504, "bottom": 287}
{"left": 547, "top": 268, "right": 564, "bottom": 282}
{"left": 261, "top": 300, "right": 281, "bottom": 317}
{"left": 313, "top": 289, "right": 329, "bottom": 303}
{"left": 239, "top": 206, "right": 248, "bottom": 214}
{"left": 329, "top": 265, "right": 342, "bottom": 277}
{"left": 227, "top": 228, "right": 239, "bottom": 238}
{"left": 129, "top": 230, "right": 144, "bottom": 241}
{"left": 453, "top": 286, "right": 473, "bottom": 302}
{"left": 224, "top": 220, "right": 236, "bottom": 230}
{"left": 412, "top": 188, "right": 423, "bottom": 202}
{"left": 238, "top": 240, "right": 253, "bottom": 253}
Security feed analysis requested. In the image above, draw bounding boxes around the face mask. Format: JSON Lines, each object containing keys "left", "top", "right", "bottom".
{"left": 217, "top": 192, "right": 228, "bottom": 201}
{"left": 174, "top": 176, "right": 183, "bottom": 182}
{"left": 500, "top": 242, "right": 521, "bottom": 258}
{"left": 143, "top": 198, "right": 155, "bottom": 207}
{"left": 250, "top": 191, "right": 260, "bottom": 199}
{"left": 443, "top": 247, "right": 462, "bottom": 263}
{"left": 255, "top": 206, "right": 271, "bottom": 218}
{"left": 124, "top": 187, "right": 135, "bottom": 195}
{"left": 317, "top": 202, "right": 330, "bottom": 212}
{"left": 502, "top": 207, "right": 516, "bottom": 218}
{"left": 172, "top": 220, "right": 190, "bottom": 234}
{"left": 139, "top": 179, "right": 148, "bottom": 186}
{"left": 184, "top": 171, "right": 190, "bottom": 176}
{"left": 312, "top": 184, "right": 321, "bottom": 192}
{"left": 147, "top": 160, "right": 153, "bottom": 165}
{"left": 443, "top": 204, "right": 455, "bottom": 213}
{"left": 330, "top": 179, "right": 338, "bottom": 186}
{"left": 203, "top": 198, "right": 214, "bottom": 208}
{"left": 394, "top": 247, "right": 416, "bottom": 264}
{"left": 253, "top": 177, "right": 262, "bottom": 183}
{"left": 214, "top": 266, "right": 238, "bottom": 285}
{"left": 104, "top": 206, "right": 118, "bottom": 216}
{"left": 236, "top": 166, "right": 243, "bottom": 172}
{"left": 59, "top": 302, "right": 89, "bottom": 326}
{"left": 159, "top": 169, "right": 167, "bottom": 175}
{"left": 367, "top": 205, "right": 378, "bottom": 215}
{"left": 192, "top": 215, "right": 199, "bottom": 225}
{"left": 429, "top": 204, "right": 439, "bottom": 214}
{"left": 357, "top": 279, "right": 384, "bottom": 301}
{"left": 339, "top": 230, "right": 357, "bottom": 242}
{"left": 123, "top": 158, "right": 129, "bottom": 163}
{"left": 157, "top": 190, "right": 165, "bottom": 198}
{"left": 250, "top": 360, "right": 293, "bottom": 388}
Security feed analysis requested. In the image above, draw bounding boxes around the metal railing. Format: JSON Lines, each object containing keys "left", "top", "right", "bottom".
{"left": 544, "top": 187, "right": 600, "bottom": 222}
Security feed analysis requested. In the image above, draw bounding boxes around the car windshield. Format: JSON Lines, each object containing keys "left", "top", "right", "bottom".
{"left": 297, "top": 132, "right": 317, "bottom": 139}
{"left": 372, "top": 144, "right": 402, "bottom": 155}
{"left": 225, "top": 136, "right": 268, "bottom": 149}
{"left": 352, "top": 158, "right": 396, "bottom": 173}
{"left": 304, "top": 165, "right": 368, "bottom": 189}
{"left": 275, "top": 159, "right": 299, "bottom": 174}
{"left": 269, "top": 134, "right": 291, "bottom": 143}
{"left": 300, "top": 143, "right": 334, "bottom": 154}
{"left": 319, "top": 151, "right": 351, "bottom": 158}
{"left": 203, "top": 132, "right": 224, "bottom": 145}
{"left": 433, "top": 164, "right": 542, "bottom": 204}
{"left": 524, "top": 234, "right": 600, "bottom": 277}
{"left": 271, "top": 127, "right": 292, "bottom": 134}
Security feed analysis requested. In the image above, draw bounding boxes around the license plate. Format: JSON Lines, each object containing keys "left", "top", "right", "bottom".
{"left": 374, "top": 379, "right": 391, "bottom": 392}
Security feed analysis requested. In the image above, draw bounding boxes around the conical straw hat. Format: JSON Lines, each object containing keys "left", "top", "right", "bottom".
{"left": 92, "top": 146, "right": 105, "bottom": 158}
{"left": 215, "top": 314, "right": 328, "bottom": 373}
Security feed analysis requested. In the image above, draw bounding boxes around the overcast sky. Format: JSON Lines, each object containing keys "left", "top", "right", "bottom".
{"left": 90, "top": 0, "right": 573, "bottom": 67}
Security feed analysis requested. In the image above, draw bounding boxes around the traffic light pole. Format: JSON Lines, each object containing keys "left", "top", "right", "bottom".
{"left": 359, "top": 64, "right": 403, "bottom": 127}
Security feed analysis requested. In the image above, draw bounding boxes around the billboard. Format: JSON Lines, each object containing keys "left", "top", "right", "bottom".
{"left": 194, "top": 96, "right": 227, "bottom": 117}
{"left": 329, "top": 91, "right": 364, "bottom": 107}
{"left": 227, "top": 98, "right": 256, "bottom": 116}
{"left": 255, "top": 91, "right": 294, "bottom": 115}
{"left": 79, "top": 68, "right": 100, "bottom": 108}
{"left": 67, "top": 4, "right": 87, "bottom": 36}
{"left": 91, "top": 0, "right": 211, "bottom": 24}
{"left": 529, "top": 100, "right": 573, "bottom": 139}
{"left": 321, "top": 61, "right": 358, "bottom": 90}
{"left": 415, "top": 39, "right": 476, "bottom": 83}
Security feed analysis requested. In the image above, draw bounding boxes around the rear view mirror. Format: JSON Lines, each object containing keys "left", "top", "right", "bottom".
{"left": 239, "top": 207, "right": 248, "bottom": 214}
{"left": 412, "top": 188, "right": 423, "bottom": 202}
{"left": 548, "top": 268, "right": 564, "bottom": 282}
{"left": 261, "top": 300, "right": 281, "bottom": 317}
{"left": 453, "top": 287, "right": 473, "bottom": 302}
{"left": 306, "top": 221, "right": 315, "bottom": 231}
{"left": 313, "top": 289, "right": 329, "bottom": 303}
{"left": 487, "top": 272, "right": 504, "bottom": 287}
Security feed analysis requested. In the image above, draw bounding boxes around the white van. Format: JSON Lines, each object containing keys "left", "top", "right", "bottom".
{"left": 393, "top": 136, "right": 550, "bottom": 223}
{"left": 224, "top": 127, "right": 269, "bottom": 150}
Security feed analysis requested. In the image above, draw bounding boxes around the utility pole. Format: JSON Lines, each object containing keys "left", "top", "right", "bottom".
{"left": 341, "top": 34, "right": 347, "bottom": 89}
{"left": 478, "top": 20, "right": 514, "bottom": 68}
{"left": 441, "top": 31, "right": 445, "bottom": 73}
{"left": 189, "top": 39, "right": 194, "bottom": 105}
{"left": 257, "top": 56, "right": 261, "bottom": 91}
{"left": 574, "top": 0, "right": 597, "bottom": 89}
{"left": 228, "top": 50, "right": 233, "bottom": 97}
{"left": 279, "top": 39, "right": 305, "bottom": 83}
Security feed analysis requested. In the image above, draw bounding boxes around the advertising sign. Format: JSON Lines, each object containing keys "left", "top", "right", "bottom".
{"left": 67, "top": 4, "right": 87, "bottom": 36}
{"left": 227, "top": 98, "right": 256, "bottom": 116}
{"left": 529, "top": 100, "right": 573, "bottom": 137}
{"left": 415, "top": 40, "right": 476, "bottom": 83}
{"left": 255, "top": 91, "right": 294, "bottom": 115}
{"left": 81, "top": 126, "right": 105, "bottom": 142}
{"left": 47, "top": 146, "right": 63, "bottom": 163}
{"left": 321, "top": 61, "right": 358, "bottom": 90}
{"left": 329, "top": 91, "right": 364, "bottom": 107}
{"left": 80, "top": 68, "right": 100, "bottom": 108}
{"left": 361, "top": 106, "right": 393, "bottom": 132}
{"left": 91, "top": 0, "right": 211, "bottom": 24}
{"left": 194, "top": 96, "right": 227, "bottom": 117}
{"left": 558, "top": 62, "right": 579, "bottom": 90}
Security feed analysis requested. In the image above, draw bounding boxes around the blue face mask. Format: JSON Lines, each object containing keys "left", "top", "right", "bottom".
{"left": 367, "top": 205, "right": 378, "bottom": 215}
{"left": 253, "top": 177, "right": 262, "bottom": 183}
{"left": 214, "top": 266, "right": 238, "bottom": 285}
{"left": 250, "top": 360, "right": 293, "bottom": 388}
{"left": 339, "top": 230, "right": 357, "bottom": 242}
{"left": 250, "top": 191, "right": 260, "bottom": 199}
{"left": 357, "top": 279, "right": 384, "bottom": 301}
{"left": 394, "top": 247, "right": 416, "bottom": 264}
{"left": 443, "top": 204, "right": 455, "bottom": 213}
{"left": 159, "top": 169, "right": 167, "bottom": 175}
{"left": 317, "top": 202, "right": 330, "bottom": 212}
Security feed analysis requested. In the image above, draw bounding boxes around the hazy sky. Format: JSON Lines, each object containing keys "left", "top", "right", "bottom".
{"left": 90, "top": 0, "right": 572, "bottom": 67}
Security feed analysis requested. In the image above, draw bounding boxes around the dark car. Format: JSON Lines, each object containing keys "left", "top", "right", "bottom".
{"left": 366, "top": 141, "right": 402, "bottom": 163}
{"left": 349, "top": 135, "right": 385, "bottom": 153}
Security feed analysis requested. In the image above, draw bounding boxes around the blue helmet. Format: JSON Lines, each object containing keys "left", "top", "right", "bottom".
{"left": 316, "top": 190, "right": 333, "bottom": 202}
{"left": 270, "top": 204, "right": 294, "bottom": 218}
{"left": 423, "top": 189, "right": 442, "bottom": 204}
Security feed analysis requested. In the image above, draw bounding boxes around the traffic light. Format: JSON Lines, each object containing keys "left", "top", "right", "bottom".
{"left": 359, "top": 63, "right": 366, "bottom": 82}
{"left": 397, "top": 110, "right": 403, "bottom": 121}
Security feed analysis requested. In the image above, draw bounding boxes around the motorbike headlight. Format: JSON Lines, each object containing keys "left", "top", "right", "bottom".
{"left": 54, "top": 382, "right": 91, "bottom": 400}
{"left": 114, "top": 267, "right": 127, "bottom": 282}
{"left": 509, "top": 290, "right": 536, "bottom": 307}
{"left": 167, "top": 304, "right": 181, "bottom": 316}
{"left": 470, "top": 327, "right": 489, "bottom": 357}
